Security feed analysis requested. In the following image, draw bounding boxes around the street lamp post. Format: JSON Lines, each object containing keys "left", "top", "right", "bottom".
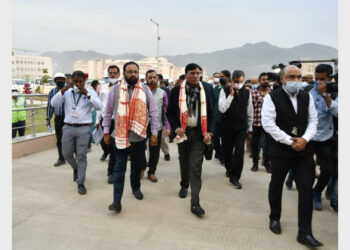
{"left": 150, "top": 19, "right": 160, "bottom": 72}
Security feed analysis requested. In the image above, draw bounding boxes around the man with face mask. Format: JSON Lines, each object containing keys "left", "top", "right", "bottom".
{"left": 103, "top": 61, "right": 158, "bottom": 213}
{"left": 212, "top": 70, "right": 230, "bottom": 165}
{"left": 51, "top": 71, "right": 103, "bottom": 195}
{"left": 261, "top": 65, "right": 322, "bottom": 247}
{"left": 250, "top": 72, "right": 271, "bottom": 172}
{"left": 219, "top": 70, "right": 253, "bottom": 189}
{"left": 95, "top": 65, "right": 120, "bottom": 184}
{"left": 309, "top": 64, "right": 338, "bottom": 212}
{"left": 251, "top": 77, "right": 259, "bottom": 89}
{"left": 140, "top": 69, "right": 171, "bottom": 182}
{"left": 212, "top": 72, "right": 220, "bottom": 87}
{"left": 46, "top": 72, "right": 67, "bottom": 167}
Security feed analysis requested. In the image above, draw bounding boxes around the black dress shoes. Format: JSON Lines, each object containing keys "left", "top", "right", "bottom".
{"left": 107, "top": 175, "right": 113, "bottom": 184}
{"left": 133, "top": 190, "right": 144, "bottom": 200}
{"left": 230, "top": 178, "right": 242, "bottom": 189}
{"left": 297, "top": 234, "right": 323, "bottom": 247}
{"left": 108, "top": 202, "right": 122, "bottom": 213}
{"left": 54, "top": 158, "right": 65, "bottom": 167}
{"left": 73, "top": 170, "right": 78, "bottom": 182}
{"left": 251, "top": 163, "right": 258, "bottom": 172}
{"left": 100, "top": 152, "right": 109, "bottom": 161}
{"left": 179, "top": 187, "right": 188, "bottom": 198}
{"left": 269, "top": 220, "right": 281, "bottom": 234}
{"left": 191, "top": 204, "right": 205, "bottom": 217}
{"left": 77, "top": 184, "right": 87, "bottom": 195}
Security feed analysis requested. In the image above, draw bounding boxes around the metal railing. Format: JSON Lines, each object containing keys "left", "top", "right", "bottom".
{"left": 12, "top": 94, "right": 49, "bottom": 138}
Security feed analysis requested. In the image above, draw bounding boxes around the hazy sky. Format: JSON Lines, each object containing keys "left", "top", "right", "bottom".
{"left": 12, "top": 0, "right": 338, "bottom": 56}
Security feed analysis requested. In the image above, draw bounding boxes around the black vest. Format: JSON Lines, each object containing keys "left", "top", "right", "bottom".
{"left": 221, "top": 86, "right": 250, "bottom": 131}
{"left": 267, "top": 88, "right": 313, "bottom": 157}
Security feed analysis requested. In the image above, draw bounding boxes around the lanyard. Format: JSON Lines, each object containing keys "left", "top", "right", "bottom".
{"left": 72, "top": 90, "right": 82, "bottom": 109}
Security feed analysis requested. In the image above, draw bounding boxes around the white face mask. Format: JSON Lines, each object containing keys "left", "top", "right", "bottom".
{"left": 235, "top": 83, "right": 244, "bottom": 89}
{"left": 108, "top": 78, "right": 118, "bottom": 84}
{"left": 213, "top": 77, "right": 220, "bottom": 83}
{"left": 283, "top": 81, "right": 300, "bottom": 94}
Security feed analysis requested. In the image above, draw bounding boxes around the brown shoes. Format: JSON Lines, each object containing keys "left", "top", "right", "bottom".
{"left": 148, "top": 174, "right": 158, "bottom": 182}
{"left": 140, "top": 169, "right": 145, "bottom": 180}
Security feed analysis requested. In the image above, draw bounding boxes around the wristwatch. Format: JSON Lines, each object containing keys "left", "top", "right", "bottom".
{"left": 321, "top": 92, "right": 328, "bottom": 97}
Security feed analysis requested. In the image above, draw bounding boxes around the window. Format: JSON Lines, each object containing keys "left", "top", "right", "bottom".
{"left": 20, "top": 61, "right": 23, "bottom": 64}
{"left": 16, "top": 60, "right": 19, "bottom": 64}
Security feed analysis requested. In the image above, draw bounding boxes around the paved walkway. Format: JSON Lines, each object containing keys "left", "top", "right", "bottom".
{"left": 13, "top": 142, "right": 338, "bottom": 250}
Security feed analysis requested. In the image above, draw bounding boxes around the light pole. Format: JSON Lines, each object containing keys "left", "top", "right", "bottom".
{"left": 150, "top": 19, "right": 160, "bottom": 72}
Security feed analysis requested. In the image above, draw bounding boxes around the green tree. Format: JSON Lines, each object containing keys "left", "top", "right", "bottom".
{"left": 41, "top": 68, "right": 50, "bottom": 84}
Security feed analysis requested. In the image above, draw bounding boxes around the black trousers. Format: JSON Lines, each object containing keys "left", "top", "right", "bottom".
{"left": 177, "top": 128, "right": 205, "bottom": 204}
{"left": 221, "top": 127, "right": 247, "bottom": 180}
{"left": 212, "top": 120, "right": 224, "bottom": 162}
{"left": 142, "top": 129, "right": 163, "bottom": 175}
{"left": 54, "top": 115, "right": 65, "bottom": 160}
{"left": 269, "top": 155, "right": 315, "bottom": 235}
{"left": 12, "top": 121, "right": 26, "bottom": 138}
{"left": 100, "top": 118, "right": 110, "bottom": 156}
{"left": 312, "top": 139, "right": 334, "bottom": 193}
{"left": 251, "top": 126, "right": 264, "bottom": 164}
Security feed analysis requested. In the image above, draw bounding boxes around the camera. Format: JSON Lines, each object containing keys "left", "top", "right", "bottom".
{"left": 326, "top": 82, "right": 338, "bottom": 93}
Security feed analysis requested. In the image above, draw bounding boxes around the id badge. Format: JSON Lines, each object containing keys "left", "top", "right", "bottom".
{"left": 71, "top": 109, "right": 79, "bottom": 118}
{"left": 291, "top": 127, "right": 298, "bottom": 136}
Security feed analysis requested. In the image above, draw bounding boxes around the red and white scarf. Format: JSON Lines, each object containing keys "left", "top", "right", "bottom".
{"left": 177, "top": 80, "right": 208, "bottom": 142}
{"left": 115, "top": 80, "right": 147, "bottom": 149}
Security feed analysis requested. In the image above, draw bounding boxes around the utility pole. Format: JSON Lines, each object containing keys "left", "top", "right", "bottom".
{"left": 150, "top": 19, "right": 160, "bottom": 72}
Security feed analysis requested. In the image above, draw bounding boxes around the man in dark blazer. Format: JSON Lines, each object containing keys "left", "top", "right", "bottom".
{"left": 167, "top": 63, "right": 214, "bottom": 217}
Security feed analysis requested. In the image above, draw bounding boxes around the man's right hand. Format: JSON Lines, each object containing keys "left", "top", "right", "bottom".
{"left": 230, "top": 83, "right": 235, "bottom": 96}
{"left": 176, "top": 128, "right": 185, "bottom": 137}
{"left": 104, "top": 134, "right": 111, "bottom": 145}
{"left": 95, "top": 123, "right": 100, "bottom": 128}
{"left": 46, "top": 121, "right": 50, "bottom": 126}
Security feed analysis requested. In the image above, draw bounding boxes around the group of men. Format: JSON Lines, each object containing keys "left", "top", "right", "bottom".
{"left": 44, "top": 61, "right": 338, "bottom": 248}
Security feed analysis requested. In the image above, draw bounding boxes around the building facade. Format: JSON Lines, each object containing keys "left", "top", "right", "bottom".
{"left": 12, "top": 51, "right": 53, "bottom": 79}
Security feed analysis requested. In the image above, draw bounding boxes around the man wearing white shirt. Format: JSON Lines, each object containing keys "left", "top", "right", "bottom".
{"left": 262, "top": 65, "right": 322, "bottom": 247}
{"left": 95, "top": 65, "right": 120, "bottom": 184}
{"left": 218, "top": 70, "right": 253, "bottom": 189}
{"left": 51, "top": 70, "right": 103, "bottom": 195}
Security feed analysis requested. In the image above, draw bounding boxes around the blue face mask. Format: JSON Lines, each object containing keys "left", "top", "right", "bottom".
{"left": 251, "top": 84, "right": 259, "bottom": 89}
{"left": 56, "top": 81, "right": 65, "bottom": 88}
{"left": 284, "top": 81, "right": 299, "bottom": 94}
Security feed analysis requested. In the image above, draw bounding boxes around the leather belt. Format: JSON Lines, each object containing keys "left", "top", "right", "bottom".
{"left": 64, "top": 123, "right": 91, "bottom": 127}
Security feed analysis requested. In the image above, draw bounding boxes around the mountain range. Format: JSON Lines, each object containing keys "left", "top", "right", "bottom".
{"left": 41, "top": 42, "right": 338, "bottom": 78}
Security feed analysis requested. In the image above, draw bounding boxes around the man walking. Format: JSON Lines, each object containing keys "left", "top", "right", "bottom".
{"left": 219, "top": 70, "right": 253, "bottom": 189}
{"left": 262, "top": 65, "right": 322, "bottom": 247}
{"left": 51, "top": 70, "right": 103, "bottom": 195}
{"left": 250, "top": 72, "right": 271, "bottom": 172}
{"left": 12, "top": 90, "right": 26, "bottom": 138}
{"left": 95, "top": 65, "right": 120, "bottom": 184}
{"left": 141, "top": 69, "right": 171, "bottom": 182}
{"left": 46, "top": 72, "right": 67, "bottom": 167}
{"left": 103, "top": 62, "right": 158, "bottom": 213}
{"left": 167, "top": 63, "right": 214, "bottom": 217}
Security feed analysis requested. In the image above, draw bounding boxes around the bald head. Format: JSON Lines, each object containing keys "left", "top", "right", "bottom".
{"left": 251, "top": 77, "right": 258, "bottom": 84}
{"left": 280, "top": 65, "right": 302, "bottom": 86}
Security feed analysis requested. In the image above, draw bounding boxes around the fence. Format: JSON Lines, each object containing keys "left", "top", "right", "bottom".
{"left": 12, "top": 94, "right": 49, "bottom": 138}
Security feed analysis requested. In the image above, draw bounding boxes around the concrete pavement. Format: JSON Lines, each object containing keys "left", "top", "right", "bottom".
{"left": 13, "top": 142, "right": 338, "bottom": 250}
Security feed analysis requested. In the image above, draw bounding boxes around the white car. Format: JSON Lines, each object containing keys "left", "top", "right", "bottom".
{"left": 12, "top": 79, "right": 26, "bottom": 93}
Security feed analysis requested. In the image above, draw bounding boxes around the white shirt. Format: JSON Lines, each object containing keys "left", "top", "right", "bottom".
{"left": 51, "top": 88, "right": 103, "bottom": 124}
{"left": 218, "top": 88, "right": 253, "bottom": 132}
{"left": 261, "top": 89, "right": 318, "bottom": 146}
{"left": 96, "top": 83, "right": 115, "bottom": 125}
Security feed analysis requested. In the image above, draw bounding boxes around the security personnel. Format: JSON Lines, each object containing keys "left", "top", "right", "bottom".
{"left": 262, "top": 65, "right": 322, "bottom": 247}
{"left": 12, "top": 89, "right": 26, "bottom": 138}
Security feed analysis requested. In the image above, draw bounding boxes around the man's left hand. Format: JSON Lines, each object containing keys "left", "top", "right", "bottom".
{"left": 79, "top": 86, "right": 88, "bottom": 96}
{"left": 291, "top": 137, "right": 307, "bottom": 151}
{"left": 203, "top": 133, "right": 211, "bottom": 144}
{"left": 166, "top": 130, "right": 171, "bottom": 136}
{"left": 150, "top": 135, "right": 158, "bottom": 146}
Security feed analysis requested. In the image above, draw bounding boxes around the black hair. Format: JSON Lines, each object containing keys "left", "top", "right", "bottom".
{"left": 72, "top": 70, "right": 85, "bottom": 79}
{"left": 179, "top": 74, "right": 185, "bottom": 80}
{"left": 123, "top": 61, "right": 139, "bottom": 72}
{"left": 108, "top": 65, "right": 120, "bottom": 74}
{"left": 198, "top": 65, "right": 203, "bottom": 72}
{"left": 160, "top": 80, "right": 169, "bottom": 87}
{"left": 315, "top": 64, "right": 333, "bottom": 77}
{"left": 65, "top": 73, "right": 72, "bottom": 78}
{"left": 185, "top": 63, "right": 201, "bottom": 74}
{"left": 146, "top": 69, "right": 157, "bottom": 78}
{"left": 91, "top": 80, "right": 99, "bottom": 88}
{"left": 258, "top": 72, "right": 269, "bottom": 80}
{"left": 157, "top": 74, "right": 164, "bottom": 80}
{"left": 232, "top": 70, "right": 245, "bottom": 79}
{"left": 213, "top": 72, "right": 219, "bottom": 77}
{"left": 220, "top": 70, "right": 231, "bottom": 79}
